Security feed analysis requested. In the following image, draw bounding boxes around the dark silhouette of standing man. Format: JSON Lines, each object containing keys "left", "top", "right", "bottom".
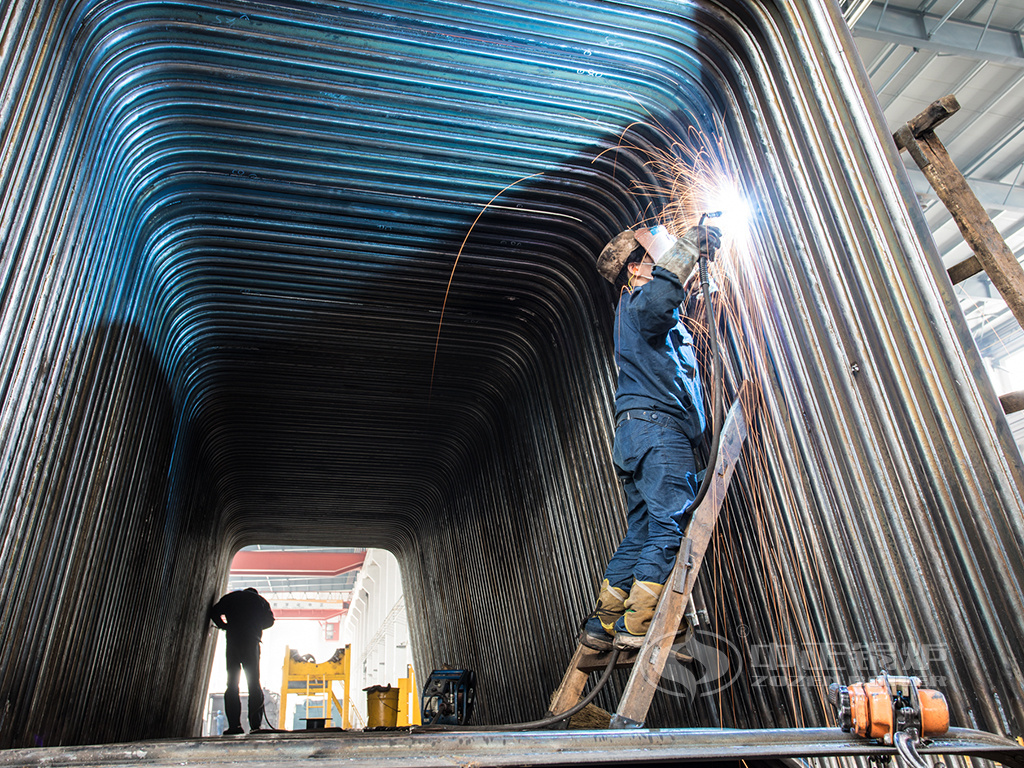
{"left": 209, "top": 587, "right": 275, "bottom": 734}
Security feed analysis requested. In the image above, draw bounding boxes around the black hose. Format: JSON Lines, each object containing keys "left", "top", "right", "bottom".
{"left": 894, "top": 731, "right": 931, "bottom": 768}
{"left": 412, "top": 648, "right": 622, "bottom": 732}
{"left": 690, "top": 216, "right": 725, "bottom": 513}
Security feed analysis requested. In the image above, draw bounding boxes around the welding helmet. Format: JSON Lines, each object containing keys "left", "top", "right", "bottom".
{"left": 596, "top": 229, "right": 640, "bottom": 283}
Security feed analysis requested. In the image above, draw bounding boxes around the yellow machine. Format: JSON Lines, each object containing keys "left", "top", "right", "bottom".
{"left": 279, "top": 646, "right": 351, "bottom": 729}
{"left": 396, "top": 665, "right": 421, "bottom": 727}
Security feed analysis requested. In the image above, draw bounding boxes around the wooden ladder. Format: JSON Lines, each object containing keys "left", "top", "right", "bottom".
{"left": 547, "top": 384, "right": 751, "bottom": 728}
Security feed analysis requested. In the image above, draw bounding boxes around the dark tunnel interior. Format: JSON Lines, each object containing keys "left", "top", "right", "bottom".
{"left": 3, "top": 0, "right": 1024, "bottom": 751}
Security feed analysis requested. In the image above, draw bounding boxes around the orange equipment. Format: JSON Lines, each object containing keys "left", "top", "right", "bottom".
{"left": 830, "top": 673, "right": 949, "bottom": 745}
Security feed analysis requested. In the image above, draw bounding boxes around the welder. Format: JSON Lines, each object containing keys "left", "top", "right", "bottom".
{"left": 582, "top": 224, "right": 720, "bottom": 650}
{"left": 209, "top": 587, "right": 276, "bottom": 734}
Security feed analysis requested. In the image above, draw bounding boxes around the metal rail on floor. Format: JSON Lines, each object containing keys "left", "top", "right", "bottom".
{"left": 0, "top": 727, "right": 1021, "bottom": 768}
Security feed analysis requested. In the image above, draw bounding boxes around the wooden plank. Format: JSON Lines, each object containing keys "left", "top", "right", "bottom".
{"left": 577, "top": 649, "right": 637, "bottom": 673}
{"left": 906, "top": 94, "right": 960, "bottom": 137}
{"left": 947, "top": 255, "right": 983, "bottom": 285}
{"left": 914, "top": 129, "right": 1024, "bottom": 331}
{"left": 1000, "top": 390, "right": 1024, "bottom": 415}
{"left": 894, "top": 99, "right": 1024, "bottom": 333}
{"left": 546, "top": 644, "right": 602, "bottom": 717}
{"left": 611, "top": 384, "right": 751, "bottom": 728}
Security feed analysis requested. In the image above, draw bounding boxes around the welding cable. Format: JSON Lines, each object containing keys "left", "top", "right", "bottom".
{"left": 894, "top": 731, "right": 931, "bottom": 768}
{"left": 412, "top": 648, "right": 621, "bottom": 732}
{"left": 689, "top": 226, "right": 724, "bottom": 514}
{"left": 254, "top": 700, "right": 284, "bottom": 734}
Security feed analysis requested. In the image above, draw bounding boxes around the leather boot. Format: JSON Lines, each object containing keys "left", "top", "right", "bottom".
{"left": 612, "top": 580, "right": 663, "bottom": 649}
{"left": 580, "top": 579, "right": 628, "bottom": 651}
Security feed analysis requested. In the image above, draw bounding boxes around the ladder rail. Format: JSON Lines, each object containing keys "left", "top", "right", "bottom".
{"left": 548, "top": 384, "right": 751, "bottom": 727}
{"left": 611, "top": 388, "right": 750, "bottom": 727}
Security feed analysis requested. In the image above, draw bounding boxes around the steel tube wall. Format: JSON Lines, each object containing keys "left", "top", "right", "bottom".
{"left": 2, "top": 0, "right": 1022, "bottom": 750}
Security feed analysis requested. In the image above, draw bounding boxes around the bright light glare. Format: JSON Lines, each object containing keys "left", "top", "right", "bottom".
{"left": 705, "top": 183, "right": 752, "bottom": 235}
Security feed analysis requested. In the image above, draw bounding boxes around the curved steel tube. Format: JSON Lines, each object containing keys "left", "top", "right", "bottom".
{"left": 1, "top": 0, "right": 1022, "bottom": 750}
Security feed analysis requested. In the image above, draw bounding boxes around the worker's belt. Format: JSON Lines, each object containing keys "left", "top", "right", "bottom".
{"left": 616, "top": 408, "right": 690, "bottom": 435}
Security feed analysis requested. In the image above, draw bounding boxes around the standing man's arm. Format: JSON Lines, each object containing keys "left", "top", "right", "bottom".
{"left": 628, "top": 269, "right": 687, "bottom": 337}
{"left": 209, "top": 599, "right": 228, "bottom": 630}
{"left": 655, "top": 225, "right": 720, "bottom": 287}
{"left": 259, "top": 595, "right": 275, "bottom": 629}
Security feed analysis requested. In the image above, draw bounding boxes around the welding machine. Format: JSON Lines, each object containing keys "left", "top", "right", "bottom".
{"left": 421, "top": 668, "right": 476, "bottom": 725}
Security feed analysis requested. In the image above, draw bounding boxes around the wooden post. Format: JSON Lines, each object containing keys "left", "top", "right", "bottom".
{"left": 1000, "top": 391, "right": 1024, "bottom": 415}
{"left": 893, "top": 95, "right": 1024, "bottom": 335}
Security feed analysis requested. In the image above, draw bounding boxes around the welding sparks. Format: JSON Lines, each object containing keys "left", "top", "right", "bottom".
{"left": 430, "top": 172, "right": 543, "bottom": 401}
{"left": 705, "top": 181, "right": 752, "bottom": 238}
{"left": 602, "top": 116, "right": 851, "bottom": 726}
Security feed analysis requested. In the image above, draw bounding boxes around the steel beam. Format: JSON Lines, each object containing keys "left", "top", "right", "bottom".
{"left": 229, "top": 550, "right": 366, "bottom": 576}
{"left": 905, "top": 167, "right": 1024, "bottom": 215}
{"left": 854, "top": 2, "right": 1024, "bottom": 67}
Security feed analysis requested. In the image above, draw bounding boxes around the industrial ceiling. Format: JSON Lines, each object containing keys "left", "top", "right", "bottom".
{"left": 851, "top": 0, "right": 1024, "bottom": 440}
{"left": 2, "top": 0, "right": 1024, "bottom": 752}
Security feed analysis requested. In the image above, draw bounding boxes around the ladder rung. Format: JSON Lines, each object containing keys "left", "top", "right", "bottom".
{"left": 577, "top": 649, "right": 637, "bottom": 673}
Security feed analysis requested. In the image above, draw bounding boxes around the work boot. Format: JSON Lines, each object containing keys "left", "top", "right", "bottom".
{"left": 580, "top": 579, "right": 628, "bottom": 651}
{"left": 222, "top": 726, "right": 244, "bottom": 736}
{"left": 612, "top": 581, "right": 664, "bottom": 649}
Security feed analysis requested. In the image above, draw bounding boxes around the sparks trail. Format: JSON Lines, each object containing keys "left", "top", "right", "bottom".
{"left": 429, "top": 173, "right": 543, "bottom": 400}
{"left": 431, "top": 117, "right": 737, "bottom": 400}
{"left": 610, "top": 116, "right": 844, "bottom": 724}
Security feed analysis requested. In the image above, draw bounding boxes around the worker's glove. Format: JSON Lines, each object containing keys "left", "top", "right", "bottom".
{"left": 652, "top": 238, "right": 696, "bottom": 283}
{"left": 652, "top": 225, "right": 722, "bottom": 283}
{"left": 686, "top": 225, "right": 721, "bottom": 259}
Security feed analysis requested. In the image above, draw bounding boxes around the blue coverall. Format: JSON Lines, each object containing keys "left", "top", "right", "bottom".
{"left": 602, "top": 265, "right": 706, "bottom": 589}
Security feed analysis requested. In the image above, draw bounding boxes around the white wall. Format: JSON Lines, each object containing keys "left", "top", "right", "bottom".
{"left": 341, "top": 549, "right": 413, "bottom": 727}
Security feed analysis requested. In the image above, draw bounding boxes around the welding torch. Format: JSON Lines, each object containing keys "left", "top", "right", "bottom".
{"left": 687, "top": 210, "right": 724, "bottom": 526}
{"left": 698, "top": 210, "right": 722, "bottom": 257}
